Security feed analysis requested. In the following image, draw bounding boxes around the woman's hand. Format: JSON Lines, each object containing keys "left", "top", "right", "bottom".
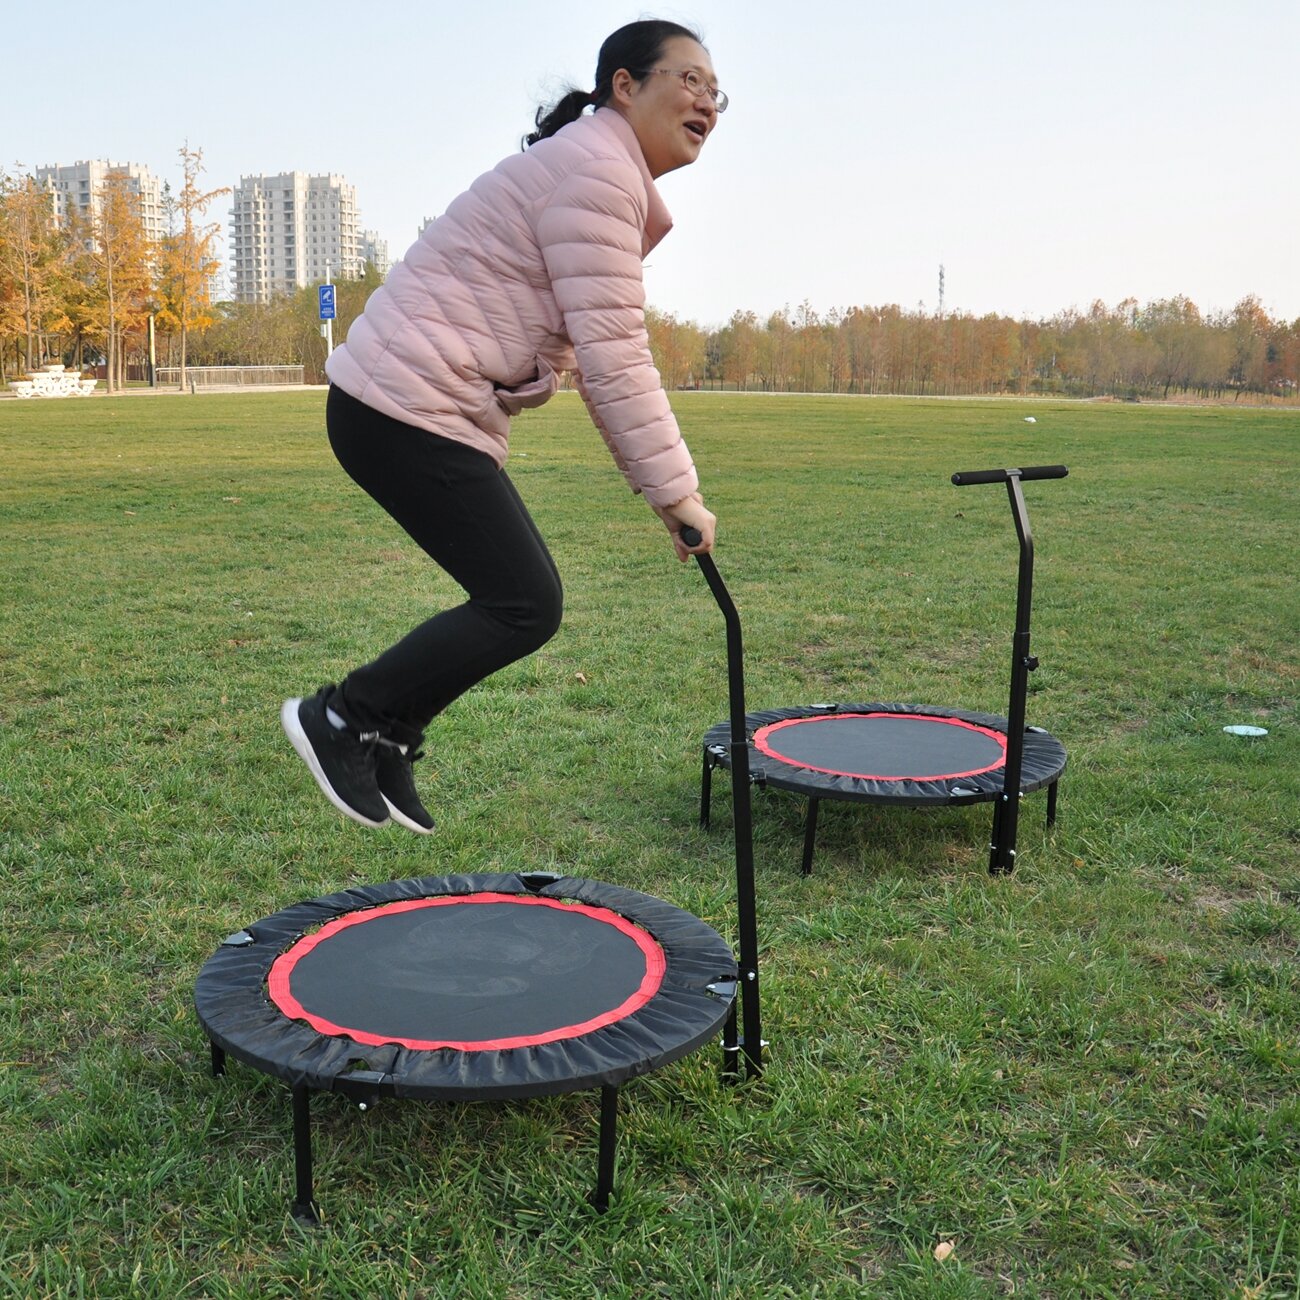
{"left": 655, "top": 493, "right": 716, "bottom": 562}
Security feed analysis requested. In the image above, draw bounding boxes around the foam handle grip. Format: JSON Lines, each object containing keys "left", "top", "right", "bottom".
{"left": 952, "top": 465, "right": 1068, "bottom": 486}
{"left": 680, "top": 526, "right": 703, "bottom": 547}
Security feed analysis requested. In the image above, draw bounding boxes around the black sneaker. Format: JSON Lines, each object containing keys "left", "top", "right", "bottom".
{"left": 374, "top": 744, "right": 436, "bottom": 834}
{"left": 280, "top": 691, "right": 389, "bottom": 828}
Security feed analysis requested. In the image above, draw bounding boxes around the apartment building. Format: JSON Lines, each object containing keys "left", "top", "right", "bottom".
{"left": 229, "top": 172, "right": 362, "bottom": 303}
{"left": 35, "top": 159, "right": 166, "bottom": 243}
{"left": 359, "top": 229, "right": 391, "bottom": 277}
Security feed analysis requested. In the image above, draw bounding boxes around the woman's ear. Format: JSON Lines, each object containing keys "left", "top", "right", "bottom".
{"left": 610, "top": 67, "right": 635, "bottom": 107}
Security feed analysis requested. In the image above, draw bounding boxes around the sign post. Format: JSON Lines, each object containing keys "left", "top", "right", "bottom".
{"left": 319, "top": 267, "right": 336, "bottom": 359}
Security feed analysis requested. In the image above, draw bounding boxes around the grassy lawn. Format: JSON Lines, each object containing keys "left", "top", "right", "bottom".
{"left": 1, "top": 390, "right": 1296, "bottom": 1298}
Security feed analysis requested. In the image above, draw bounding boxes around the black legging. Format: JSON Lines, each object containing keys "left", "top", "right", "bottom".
{"left": 323, "top": 385, "right": 563, "bottom": 748}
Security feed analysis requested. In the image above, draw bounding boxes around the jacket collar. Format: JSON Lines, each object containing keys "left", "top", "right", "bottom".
{"left": 591, "top": 107, "right": 674, "bottom": 255}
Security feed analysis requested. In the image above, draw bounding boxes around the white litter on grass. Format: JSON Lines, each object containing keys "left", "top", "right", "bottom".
{"left": 1024, "top": 416, "right": 1037, "bottom": 423}
{"left": 1223, "top": 725, "right": 1268, "bottom": 737}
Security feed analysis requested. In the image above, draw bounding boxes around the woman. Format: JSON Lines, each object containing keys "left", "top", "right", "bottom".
{"left": 281, "top": 19, "right": 726, "bottom": 833}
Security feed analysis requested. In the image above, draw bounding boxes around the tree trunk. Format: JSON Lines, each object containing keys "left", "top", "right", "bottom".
{"left": 106, "top": 255, "right": 117, "bottom": 393}
{"left": 22, "top": 252, "right": 35, "bottom": 372}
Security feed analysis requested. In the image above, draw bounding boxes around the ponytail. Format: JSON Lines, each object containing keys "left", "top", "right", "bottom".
{"left": 523, "top": 88, "right": 595, "bottom": 148}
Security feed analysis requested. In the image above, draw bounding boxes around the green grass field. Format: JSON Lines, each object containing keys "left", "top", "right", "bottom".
{"left": 1, "top": 390, "right": 1297, "bottom": 1298}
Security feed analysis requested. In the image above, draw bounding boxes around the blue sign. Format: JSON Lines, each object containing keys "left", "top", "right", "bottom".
{"left": 318, "top": 284, "right": 336, "bottom": 320}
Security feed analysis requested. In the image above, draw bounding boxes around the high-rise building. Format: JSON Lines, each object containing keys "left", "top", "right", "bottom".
{"left": 359, "top": 229, "right": 391, "bottom": 278}
{"left": 35, "top": 160, "right": 166, "bottom": 244}
{"left": 228, "top": 172, "right": 361, "bottom": 303}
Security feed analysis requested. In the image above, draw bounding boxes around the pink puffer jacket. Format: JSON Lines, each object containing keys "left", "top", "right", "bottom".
{"left": 325, "top": 108, "right": 698, "bottom": 508}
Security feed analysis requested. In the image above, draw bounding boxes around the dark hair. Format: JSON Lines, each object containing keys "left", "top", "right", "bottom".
{"left": 523, "top": 19, "right": 703, "bottom": 148}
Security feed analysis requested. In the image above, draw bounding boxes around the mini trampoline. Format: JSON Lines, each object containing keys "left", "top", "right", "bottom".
{"left": 197, "top": 568, "right": 764, "bottom": 1224}
{"left": 196, "top": 873, "right": 746, "bottom": 1220}
{"left": 700, "top": 466, "right": 1069, "bottom": 875}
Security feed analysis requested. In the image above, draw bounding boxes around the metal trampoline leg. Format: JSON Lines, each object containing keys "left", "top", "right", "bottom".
{"left": 721, "top": 998, "right": 740, "bottom": 1083}
{"left": 700, "top": 747, "right": 714, "bottom": 829}
{"left": 291, "top": 1086, "right": 320, "bottom": 1226}
{"left": 988, "top": 795, "right": 1017, "bottom": 875}
{"left": 801, "top": 798, "right": 820, "bottom": 876}
{"left": 210, "top": 1042, "right": 226, "bottom": 1077}
{"left": 589, "top": 1085, "right": 618, "bottom": 1213}
{"left": 1046, "top": 780, "right": 1059, "bottom": 828}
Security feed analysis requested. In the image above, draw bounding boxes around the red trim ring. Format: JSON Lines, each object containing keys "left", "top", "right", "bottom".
{"left": 753, "top": 711, "right": 1007, "bottom": 781}
{"left": 267, "top": 893, "right": 667, "bottom": 1051}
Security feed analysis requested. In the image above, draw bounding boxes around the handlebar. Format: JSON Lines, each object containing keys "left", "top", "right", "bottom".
{"left": 952, "top": 465, "right": 1068, "bottom": 486}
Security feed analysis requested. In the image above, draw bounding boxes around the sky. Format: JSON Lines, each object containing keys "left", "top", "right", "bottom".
{"left": 7, "top": 0, "right": 1298, "bottom": 328}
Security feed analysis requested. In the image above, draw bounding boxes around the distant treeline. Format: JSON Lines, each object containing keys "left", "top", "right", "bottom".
{"left": 172, "top": 288, "right": 1300, "bottom": 403}
{"left": 650, "top": 296, "right": 1298, "bottom": 402}
{"left": 3, "top": 161, "right": 1295, "bottom": 402}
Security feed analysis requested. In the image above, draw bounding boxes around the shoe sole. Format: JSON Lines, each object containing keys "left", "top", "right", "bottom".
{"left": 280, "top": 698, "right": 390, "bottom": 829}
{"left": 381, "top": 794, "right": 436, "bottom": 835}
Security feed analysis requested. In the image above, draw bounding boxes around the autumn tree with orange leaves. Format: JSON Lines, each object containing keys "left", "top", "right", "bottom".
{"left": 155, "top": 145, "right": 229, "bottom": 388}
{"left": 0, "top": 169, "right": 71, "bottom": 376}
{"left": 64, "top": 171, "right": 153, "bottom": 391}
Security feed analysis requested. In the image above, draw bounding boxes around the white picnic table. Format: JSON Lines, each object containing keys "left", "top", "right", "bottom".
{"left": 9, "top": 364, "right": 98, "bottom": 398}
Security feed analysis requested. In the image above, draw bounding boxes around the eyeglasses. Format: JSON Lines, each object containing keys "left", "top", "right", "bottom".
{"left": 645, "top": 68, "right": 729, "bottom": 113}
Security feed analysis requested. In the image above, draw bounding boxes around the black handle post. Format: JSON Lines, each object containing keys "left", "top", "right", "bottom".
{"left": 950, "top": 467, "right": 1067, "bottom": 872}
{"left": 681, "top": 528, "right": 762, "bottom": 1079}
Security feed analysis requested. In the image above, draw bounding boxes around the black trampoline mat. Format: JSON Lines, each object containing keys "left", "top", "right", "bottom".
{"left": 754, "top": 711, "right": 1007, "bottom": 781}
{"left": 269, "top": 894, "right": 665, "bottom": 1050}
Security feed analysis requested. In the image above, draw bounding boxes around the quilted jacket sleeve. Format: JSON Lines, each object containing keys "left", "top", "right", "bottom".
{"left": 535, "top": 160, "right": 698, "bottom": 508}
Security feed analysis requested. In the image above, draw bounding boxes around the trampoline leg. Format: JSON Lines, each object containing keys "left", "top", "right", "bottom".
{"left": 801, "top": 798, "right": 820, "bottom": 876}
{"left": 589, "top": 1085, "right": 618, "bottom": 1213}
{"left": 1046, "top": 780, "right": 1059, "bottom": 828}
{"left": 988, "top": 796, "right": 1017, "bottom": 875}
{"left": 700, "top": 748, "right": 714, "bottom": 829}
{"left": 210, "top": 1043, "right": 226, "bottom": 1077}
{"left": 721, "top": 998, "right": 741, "bottom": 1083}
{"left": 291, "top": 1086, "right": 320, "bottom": 1226}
